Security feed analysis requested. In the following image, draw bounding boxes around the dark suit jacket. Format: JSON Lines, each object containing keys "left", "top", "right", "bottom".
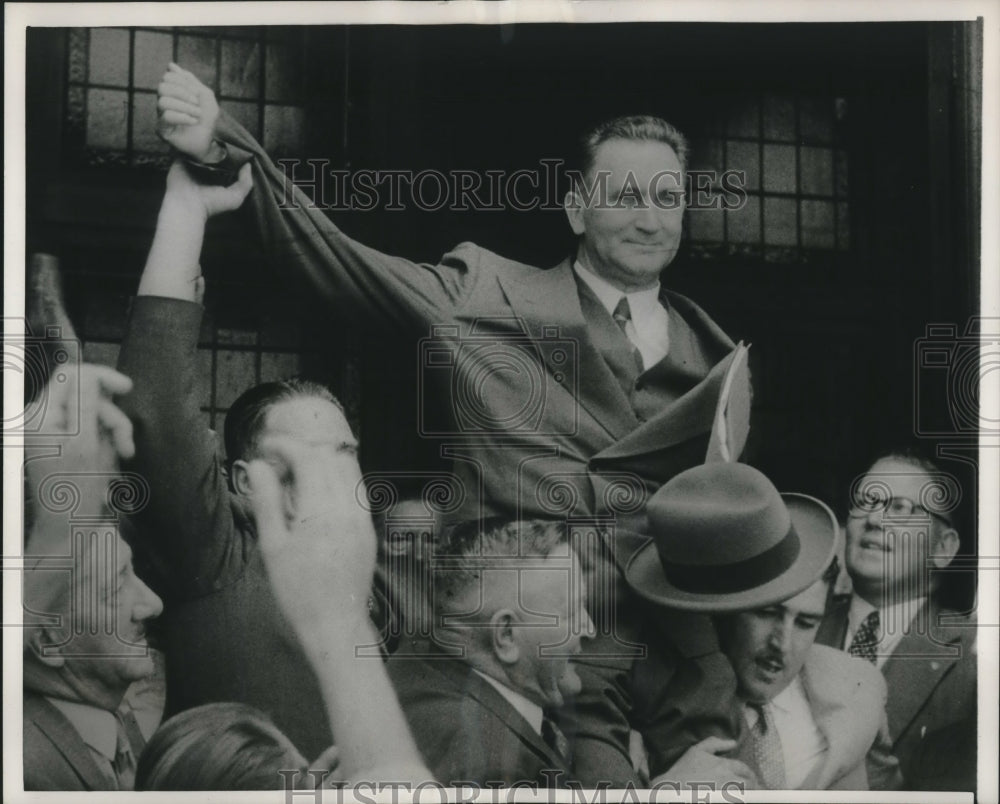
{"left": 214, "top": 111, "right": 738, "bottom": 525}
{"left": 23, "top": 692, "right": 146, "bottom": 791}
{"left": 386, "top": 654, "right": 569, "bottom": 787}
{"left": 817, "top": 594, "right": 977, "bottom": 791}
{"left": 118, "top": 297, "right": 334, "bottom": 760}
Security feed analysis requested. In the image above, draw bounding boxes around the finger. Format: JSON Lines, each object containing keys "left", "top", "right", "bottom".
{"left": 166, "top": 63, "right": 206, "bottom": 92}
{"left": 96, "top": 400, "right": 136, "bottom": 460}
{"left": 246, "top": 460, "right": 289, "bottom": 550}
{"left": 692, "top": 736, "right": 738, "bottom": 755}
{"left": 157, "top": 79, "right": 200, "bottom": 105}
{"left": 160, "top": 110, "right": 199, "bottom": 127}
{"left": 158, "top": 95, "right": 202, "bottom": 118}
{"left": 309, "top": 744, "right": 341, "bottom": 774}
{"left": 229, "top": 163, "right": 254, "bottom": 201}
{"left": 87, "top": 364, "right": 133, "bottom": 398}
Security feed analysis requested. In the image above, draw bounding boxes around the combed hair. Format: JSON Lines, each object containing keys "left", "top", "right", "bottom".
{"left": 573, "top": 114, "right": 689, "bottom": 181}
{"left": 433, "top": 518, "right": 569, "bottom": 610}
{"left": 135, "top": 703, "right": 301, "bottom": 790}
{"left": 223, "top": 378, "right": 343, "bottom": 463}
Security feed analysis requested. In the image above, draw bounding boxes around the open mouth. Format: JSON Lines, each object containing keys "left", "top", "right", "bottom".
{"left": 755, "top": 656, "right": 784, "bottom": 678}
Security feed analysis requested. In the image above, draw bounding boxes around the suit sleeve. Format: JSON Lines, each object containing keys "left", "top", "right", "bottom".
{"left": 865, "top": 673, "right": 903, "bottom": 790}
{"left": 211, "top": 110, "right": 479, "bottom": 329}
{"left": 117, "top": 296, "right": 247, "bottom": 599}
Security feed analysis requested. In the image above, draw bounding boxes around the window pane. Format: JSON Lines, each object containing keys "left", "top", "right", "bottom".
{"left": 265, "top": 41, "right": 302, "bottom": 102}
{"left": 216, "top": 350, "right": 257, "bottom": 408}
{"left": 763, "top": 95, "right": 795, "bottom": 141}
{"left": 762, "top": 144, "right": 796, "bottom": 193}
{"left": 726, "top": 140, "right": 759, "bottom": 192}
{"left": 178, "top": 35, "right": 218, "bottom": 90}
{"left": 727, "top": 195, "right": 760, "bottom": 244}
{"left": 86, "top": 88, "right": 128, "bottom": 148}
{"left": 799, "top": 97, "right": 834, "bottom": 144}
{"left": 763, "top": 197, "right": 797, "bottom": 246}
{"left": 801, "top": 200, "right": 835, "bottom": 248}
{"left": 261, "top": 352, "right": 301, "bottom": 383}
{"left": 220, "top": 99, "right": 260, "bottom": 139}
{"left": 688, "top": 206, "right": 724, "bottom": 243}
{"left": 689, "top": 137, "right": 723, "bottom": 172}
{"left": 264, "top": 104, "right": 305, "bottom": 156}
{"left": 800, "top": 146, "right": 833, "bottom": 196}
{"left": 89, "top": 28, "right": 130, "bottom": 86}
{"left": 133, "top": 30, "right": 174, "bottom": 90}
{"left": 220, "top": 39, "right": 260, "bottom": 98}
{"left": 132, "top": 92, "right": 169, "bottom": 153}
{"left": 727, "top": 98, "right": 759, "bottom": 138}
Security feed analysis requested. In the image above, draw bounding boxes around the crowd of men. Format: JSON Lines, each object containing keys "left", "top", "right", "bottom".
{"left": 20, "top": 62, "right": 977, "bottom": 793}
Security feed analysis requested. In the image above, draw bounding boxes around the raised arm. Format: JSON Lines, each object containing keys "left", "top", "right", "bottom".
{"left": 245, "top": 438, "right": 431, "bottom": 783}
{"left": 117, "top": 162, "right": 254, "bottom": 596}
{"left": 156, "top": 63, "right": 474, "bottom": 328}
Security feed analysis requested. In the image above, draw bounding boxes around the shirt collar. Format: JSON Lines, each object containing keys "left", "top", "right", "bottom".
{"left": 573, "top": 260, "right": 661, "bottom": 319}
{"left": 472, "top": 669, "right": 544, "bottom": 735}
{"left": 46, "top": 697, "right": 118, "bottom": 760}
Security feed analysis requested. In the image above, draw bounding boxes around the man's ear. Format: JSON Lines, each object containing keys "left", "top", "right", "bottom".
{"left": 930, "top": 526, "right": 961, "bottom": 569}
{"left": 564, "top": 189, "right": 586, "bottom": 236}
{"left": 490, "top": 609, "right": 520, "bottom": 665}
{"left": 230, "top": 459, "right": 252, "bottom": 496}
{"left": 26, "top": 626, "right": 66, "bottom": 669}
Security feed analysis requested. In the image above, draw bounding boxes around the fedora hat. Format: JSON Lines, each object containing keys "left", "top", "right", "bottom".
{"left": 625, "top": 462, "right": 837, "bottom": 612}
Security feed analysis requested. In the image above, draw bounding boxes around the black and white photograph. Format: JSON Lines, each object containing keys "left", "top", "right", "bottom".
{"left": 4, "top": 2, "right": 997, "bottom": 801}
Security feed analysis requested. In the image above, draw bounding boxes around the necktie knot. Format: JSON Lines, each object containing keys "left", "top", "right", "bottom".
{"left": 848, "top": 609, "right": 880, "bottom": 664}
{"left": 612, "top": 296, "right": 632, "bottom": 328}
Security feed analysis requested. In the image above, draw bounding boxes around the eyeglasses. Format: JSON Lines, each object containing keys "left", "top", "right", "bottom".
{"left": 848, "top": 495, "right": 953, "bottom": 525}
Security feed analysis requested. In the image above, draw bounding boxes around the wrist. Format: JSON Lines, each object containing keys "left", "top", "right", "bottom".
{"left": 159, "top": 190, "right": 209, "bottom": 227}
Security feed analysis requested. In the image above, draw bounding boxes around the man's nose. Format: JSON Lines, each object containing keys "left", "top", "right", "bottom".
{"left": 134, "top": 579, "right": 163, "bottom": 621}
{"left": 632, "top": 202, "right": 665, "bottom": 232}
{"left": 767, "top": 621, "right": 792, "bottom": 654}
{"left": 578, "top": 606, "right": 597, "bottom": 639}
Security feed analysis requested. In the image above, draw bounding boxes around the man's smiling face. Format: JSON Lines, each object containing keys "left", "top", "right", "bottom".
{"left": 566, "top": 137, "right": 686, "bottom": 293}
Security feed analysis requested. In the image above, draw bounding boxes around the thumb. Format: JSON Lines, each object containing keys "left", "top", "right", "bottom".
{"left": 246, "top": 460, "right": 287, "bottom": 551}
{"left": 231, "top": 162, "right": 254, "bottom": 202}
{"left": 691, "top": 736, "right": 738, "bottom": 755}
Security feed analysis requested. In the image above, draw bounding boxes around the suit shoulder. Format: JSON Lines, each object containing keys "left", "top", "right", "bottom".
{"left": 810, "top": 644, "right": 887, "bottom": 697}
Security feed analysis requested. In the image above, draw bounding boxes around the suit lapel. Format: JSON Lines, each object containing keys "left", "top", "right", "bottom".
{"left": 816, "top": 595, "right": 850, "bottom": 650}
{"left": 25, "top": 694, "right": 113, "bottom": 790}
{"left": 495, "top": 260, "right": 636, "bottom": 440}
{"left": 881, "top": 606, "right": 965, "bottom": 745}
{"left": 431, "top": 658, "right": 566, "bottom": 771}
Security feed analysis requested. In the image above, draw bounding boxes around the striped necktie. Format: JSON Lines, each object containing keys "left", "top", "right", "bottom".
{"left": 612, "top": 296, "right": 645, "bottom": 374}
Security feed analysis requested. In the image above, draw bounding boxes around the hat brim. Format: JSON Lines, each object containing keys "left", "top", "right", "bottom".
{"left": 624, "top": 493, "right": 838, "bottom": 612}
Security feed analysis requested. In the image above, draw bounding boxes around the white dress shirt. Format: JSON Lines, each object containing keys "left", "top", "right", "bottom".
{"left": 846, "top": 594, "right": 927, "bottom": 669}
{"left": 574, "top": 261, "right": 670, "bottom": 370}
{"left": 745, "top": 676, "right": 829, "bottom": 789}
{"left": 47, "top": 697, "right": 118, "bottom": 779}
{"left": 473, "top": 669, "right": 543, "bottom": 735}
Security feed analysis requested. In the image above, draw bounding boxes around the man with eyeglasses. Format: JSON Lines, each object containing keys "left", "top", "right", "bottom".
{"left": 816, "top": 450, "right": 977, "bottom": 792}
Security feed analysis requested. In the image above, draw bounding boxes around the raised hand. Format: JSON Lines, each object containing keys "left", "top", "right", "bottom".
{"left": 164, "top": 159, "right": 253, "bottom": 220}
{"left": 246, "top": 437, "right": 377, "bottom": 636}
{"left": 157, "top": 62, "right": 220, "bottom": 162}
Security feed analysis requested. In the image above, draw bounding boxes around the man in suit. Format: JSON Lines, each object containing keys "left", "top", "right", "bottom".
{"left": 816, "top": 451, "right": 977, "bottom": 791}
{"left": 386, "top": 518, "right": 591, "bottom": 787}
{"left": 156, "top": 63, "right": 741, "bottom": 525}
{"left": 156, "top": 63, "right": 749, "bottom": 786}
{"left": 22, "top": 354, "right": 163, "bottom": 790}
{"left": 624, "top": 461, "right": 898, "bottom": 791}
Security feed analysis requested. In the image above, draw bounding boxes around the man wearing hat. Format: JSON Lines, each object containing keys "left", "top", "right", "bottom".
{"left": 624, "top": 462, "right": 899, "bottom": 790}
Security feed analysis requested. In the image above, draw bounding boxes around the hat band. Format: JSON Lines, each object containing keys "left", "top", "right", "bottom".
{"left": 661, "top": 524, "right": 801, "bottom": 595}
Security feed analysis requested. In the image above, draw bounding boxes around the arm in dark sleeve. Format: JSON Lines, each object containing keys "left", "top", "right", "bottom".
{"left": 201, "top": 111, "right": 478, "bottom": 328}
{"left": 632, "top": 614, "right": 743, "bottom": 779}
{"left": 117, "top": 296, "right": 245, "bottom": 598}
